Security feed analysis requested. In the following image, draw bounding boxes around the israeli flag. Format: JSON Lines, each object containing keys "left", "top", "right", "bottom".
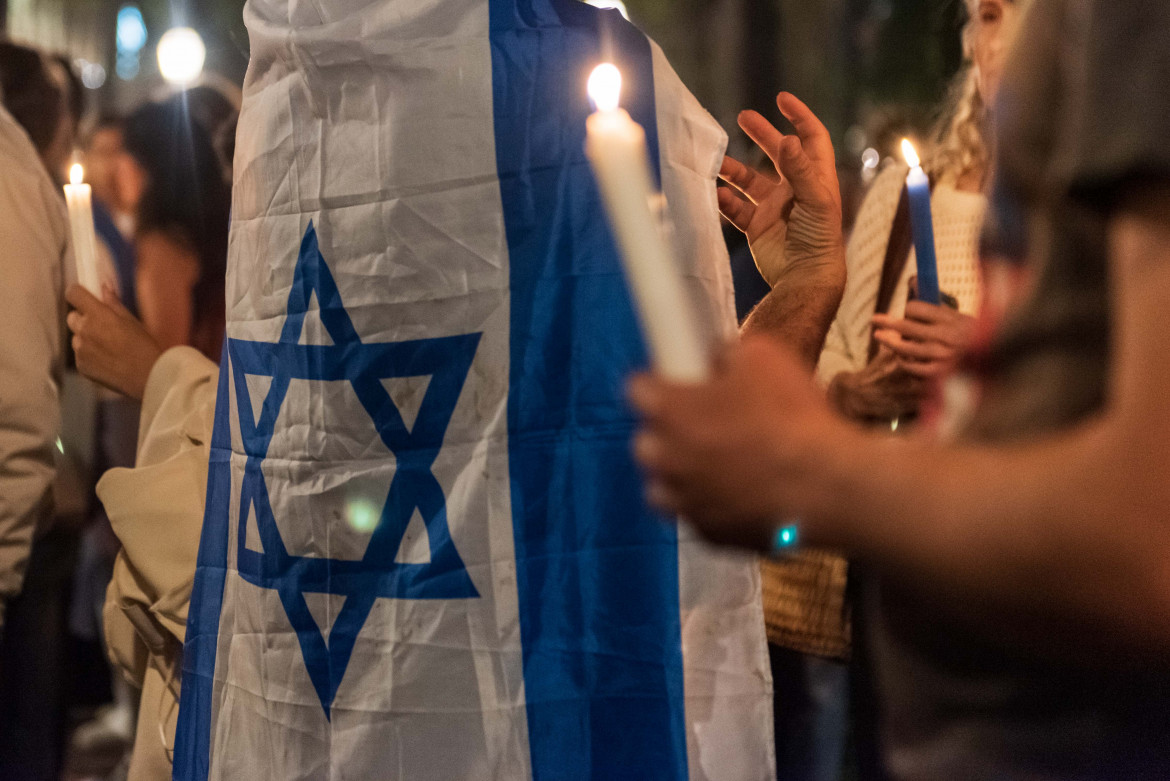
{"left": 175, "top": 0, "right": 772, "bottom": 778}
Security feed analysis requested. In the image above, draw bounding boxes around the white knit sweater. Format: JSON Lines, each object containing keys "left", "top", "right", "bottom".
{"left": 817, "top": 164, "right": 986, "bottom": 384}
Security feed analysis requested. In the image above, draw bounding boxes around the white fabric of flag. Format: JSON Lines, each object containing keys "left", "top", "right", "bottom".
{"left": 175, "top": 1, "right": 773, "bottom": 779}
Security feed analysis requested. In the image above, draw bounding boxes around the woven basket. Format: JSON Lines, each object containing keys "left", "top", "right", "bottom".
{"left": 760, "top": 549, "right": 851, "bottom": 661}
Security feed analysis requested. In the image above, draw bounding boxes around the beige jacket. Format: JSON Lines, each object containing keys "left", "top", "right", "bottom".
{"left": 0, "top": 105, "right": 67, "bottom": 627}
{"left": 98, "top": 346, "right": 217, "bottom": 781}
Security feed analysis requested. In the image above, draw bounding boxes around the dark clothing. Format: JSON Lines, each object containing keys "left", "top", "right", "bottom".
{"left": 729, "top": 241, "right": 771, "bottom": 323}
{"left": 862, "top": 1, "right": 1170, "bottom": 778}
{"left": 92, "top": 201, "right": 137, "bottom": 316}
{"left": 770, "top": 643, "right": 849, "bottom": 781}
{"left": 0, "top": 526, "right": 78, "bottom": 781}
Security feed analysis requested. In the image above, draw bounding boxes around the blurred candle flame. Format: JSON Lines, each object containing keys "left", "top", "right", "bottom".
{"left": 587, "top": 63, "right": 622, "bottom": 113}
{"left": 70, "top": 163, "right": 84, "bottom": 186}
{"left": 901, "top": 138, "right": 921, "bottom": 169}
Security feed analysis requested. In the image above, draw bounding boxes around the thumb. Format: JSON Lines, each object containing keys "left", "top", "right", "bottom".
{"left": 65, "top": 283, "right": 102, "bottom": 314}
{"left": 100, "top": 283, "right": 133, "bottom": 319}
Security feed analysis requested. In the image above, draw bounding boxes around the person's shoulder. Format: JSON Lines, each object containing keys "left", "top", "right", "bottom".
{"left": 0, "top": 106, "right": 47, "bottom": 181}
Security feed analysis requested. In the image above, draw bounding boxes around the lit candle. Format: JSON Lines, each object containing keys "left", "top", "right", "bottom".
{"left": 900, "top": 139, "right": 940, "bottom": 306}
{"left": 584, "top": 63, "right": 708, "bottom": 382}
{"left": 64, "top": 163, "right": 101, "bottom": 294}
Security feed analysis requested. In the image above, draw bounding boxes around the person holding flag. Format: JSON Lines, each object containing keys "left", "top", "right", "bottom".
{"left": 63, "top": 0, "right": 863, "bottom": 777}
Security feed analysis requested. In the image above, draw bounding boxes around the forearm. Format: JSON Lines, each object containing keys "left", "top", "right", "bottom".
{"left": 741, "top": 254, "right": 846, "bottom": 369}
{"left": 801, "top": 419, "right": 1170, "bottom": 651}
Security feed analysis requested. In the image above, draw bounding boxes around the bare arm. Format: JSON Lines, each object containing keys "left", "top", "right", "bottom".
{"left": 631, "top": 186, "right": 1170, "bottom": 653}
{"left": 809, "top": 188, "right": 1170, "bottom": 651}
{"left": 136, "top": 230, "right": 200, "bottom": 351}
{"left": 740, "top": 266, "right": 843, "bottom": 368}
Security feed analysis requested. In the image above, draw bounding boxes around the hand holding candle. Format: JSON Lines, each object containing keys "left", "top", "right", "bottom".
{"left": 900, "top": 139, "right": 940, "bottom": 306}
{"left": 584, "top": 63, "right": 708, "bottom": 383}
{"left": 64, "top": 163, "right": 102, "bottom": 294}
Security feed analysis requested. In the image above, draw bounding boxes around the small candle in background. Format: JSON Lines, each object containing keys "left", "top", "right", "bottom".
{"left": 900, "top": 139, "right": 940, "bottom": 306}
{"left": 64, "top": 163, "right": 101, "bottom": 294}
{"left": 584, "top": 63, "right": 708, "bottom": 383}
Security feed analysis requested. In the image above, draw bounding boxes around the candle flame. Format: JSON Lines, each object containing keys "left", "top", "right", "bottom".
{"left": 69, "top": 163, "right": 84, "bottom": 186}
{"left": 587, "top": 63, "right": 622, "bottom": 113}
{"left": 900, "top": 138, "right": 921, "bottom": 169}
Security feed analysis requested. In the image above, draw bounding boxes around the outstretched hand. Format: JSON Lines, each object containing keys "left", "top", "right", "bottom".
{"left": 719, "top": 93, "right": 843, "bottom": 288}
{"left": 66, "top": 284, "right": 163, "bottom": 401}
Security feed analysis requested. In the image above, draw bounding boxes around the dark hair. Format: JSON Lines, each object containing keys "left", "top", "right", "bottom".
{"left": 50, "top": 53, "right": 85, "bottom": 130}
{"left": 122, "top": 100, "right": 231, "bottom": 358}
{"left": 0, "top": 41, "right": 64, "bottom": 155}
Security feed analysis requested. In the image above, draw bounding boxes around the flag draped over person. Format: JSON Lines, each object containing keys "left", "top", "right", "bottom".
{"left": 174, "top": 0, "right": 772, "bottom": 778}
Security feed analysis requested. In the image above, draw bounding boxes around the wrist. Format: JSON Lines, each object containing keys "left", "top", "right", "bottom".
{"left": 784, "top": 420, "right": 868, "bottom": 548}
{"left": 769, "top": 242, "right": 846, "bottom": 293}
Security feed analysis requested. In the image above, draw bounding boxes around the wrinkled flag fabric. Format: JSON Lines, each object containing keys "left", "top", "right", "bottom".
{"left": 174, "top": 0, "right": 772, "bottom": 778}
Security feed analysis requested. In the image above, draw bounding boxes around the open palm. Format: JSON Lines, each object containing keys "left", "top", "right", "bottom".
{"left": 718, "top": 93, "right": 843, "bottom": 287}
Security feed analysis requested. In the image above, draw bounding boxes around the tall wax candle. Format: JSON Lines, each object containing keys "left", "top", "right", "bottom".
{"left": 900, "top": 139, "right": 940, "bottom": 306}
{"left": 584, "top": 63, "right": 708, "bottom": 383}
{"left": 64, "top": 164, "right": 101, "bottom": 294}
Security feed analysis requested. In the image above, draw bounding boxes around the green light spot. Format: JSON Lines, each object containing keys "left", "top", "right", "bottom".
{"left": 55, "top": 437, "right": 64, "bottom": 454}
{"left": 346, "top": 499, "right": 380, "bottom": 533}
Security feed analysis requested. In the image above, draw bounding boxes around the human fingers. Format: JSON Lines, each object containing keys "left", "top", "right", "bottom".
{"left": 902, "top": 300, "right": 955, "bottom": 325}
{"left": 775, "top": 135, "right": 834, "bottom": 211}
{"left": 634, "top": 429, "right": 678, "bottom": 473}
{"left": 872, "top": 329, "right": 950, "bottom": 362}
{"left": 645, "top": 480, "right": 683, "bottom": 515}
{"left": 66, "top": 310, "right": 84, "bottom": 336}
{"left": 895, "top": 358, "right": 948, "bottom": 379}
{"left": 100, "top": 283, "right": 134, "bottom": 319}
{"left": 870, "top": 314, "right": 938, "bottom": 344}
{"left": 718, "top": 187, "right": 756, "bottom": 234}
{"left": 775, "top": 93, "right": 835, "bottom": 169}
{"left": 737, "top": 110, "right": 785, "bottom": 171}
{"left": 65, "top": 283, "right": 102, "bottom": 313}
{"left": 627, "top": 373, "right": 667, "bottom": 421}
{"left": 719, "top": 156, "right": 778, "bottom": 205}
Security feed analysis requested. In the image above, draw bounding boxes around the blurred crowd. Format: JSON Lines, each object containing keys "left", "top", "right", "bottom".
{"left": 0, "top": 39, "right": 234, "bottom": 780}
{"left": 3, "top": 0, "right": 1170, "bottom": 777}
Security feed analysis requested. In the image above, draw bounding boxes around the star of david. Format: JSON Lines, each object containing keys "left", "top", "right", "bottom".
{"left": 228, "top": 222, "right": 481, "bottom": 717}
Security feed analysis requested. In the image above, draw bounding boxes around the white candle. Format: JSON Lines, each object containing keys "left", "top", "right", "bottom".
{"left": 64, "top": 163, "right": 101, "bottom": 294}
{"left": 584, "top": 63, "right": 708, "bottom": 382}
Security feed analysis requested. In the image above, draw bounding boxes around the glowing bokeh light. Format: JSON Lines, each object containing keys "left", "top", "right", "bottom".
{"left": 116, "top": 5, "right": 148, "bottom": 54}
{"left": 157, "top": 27, "right": 206, "bottom": 86}
{"left": 346, "top": 498, "right": 380, "bottom": 533}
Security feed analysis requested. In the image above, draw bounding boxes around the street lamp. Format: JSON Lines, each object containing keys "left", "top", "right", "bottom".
{"left": 157, "top": 27, "right": 206, "bottom": 86}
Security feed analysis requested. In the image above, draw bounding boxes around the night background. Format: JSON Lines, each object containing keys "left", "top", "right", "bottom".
{"left": 0, "top": 0, "right": 967, "bottom": 165}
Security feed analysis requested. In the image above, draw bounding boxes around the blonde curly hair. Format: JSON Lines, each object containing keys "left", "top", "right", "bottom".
{"left": 925, "top": 0, "right": 1029, "bottom": 187}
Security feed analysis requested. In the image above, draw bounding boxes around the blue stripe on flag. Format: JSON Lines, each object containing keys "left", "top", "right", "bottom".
{"left": 173, "top": 348, "right": 233, "bottom": 781}
{"left": 490, "top": 2, "right": 688, "bottom": 778}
